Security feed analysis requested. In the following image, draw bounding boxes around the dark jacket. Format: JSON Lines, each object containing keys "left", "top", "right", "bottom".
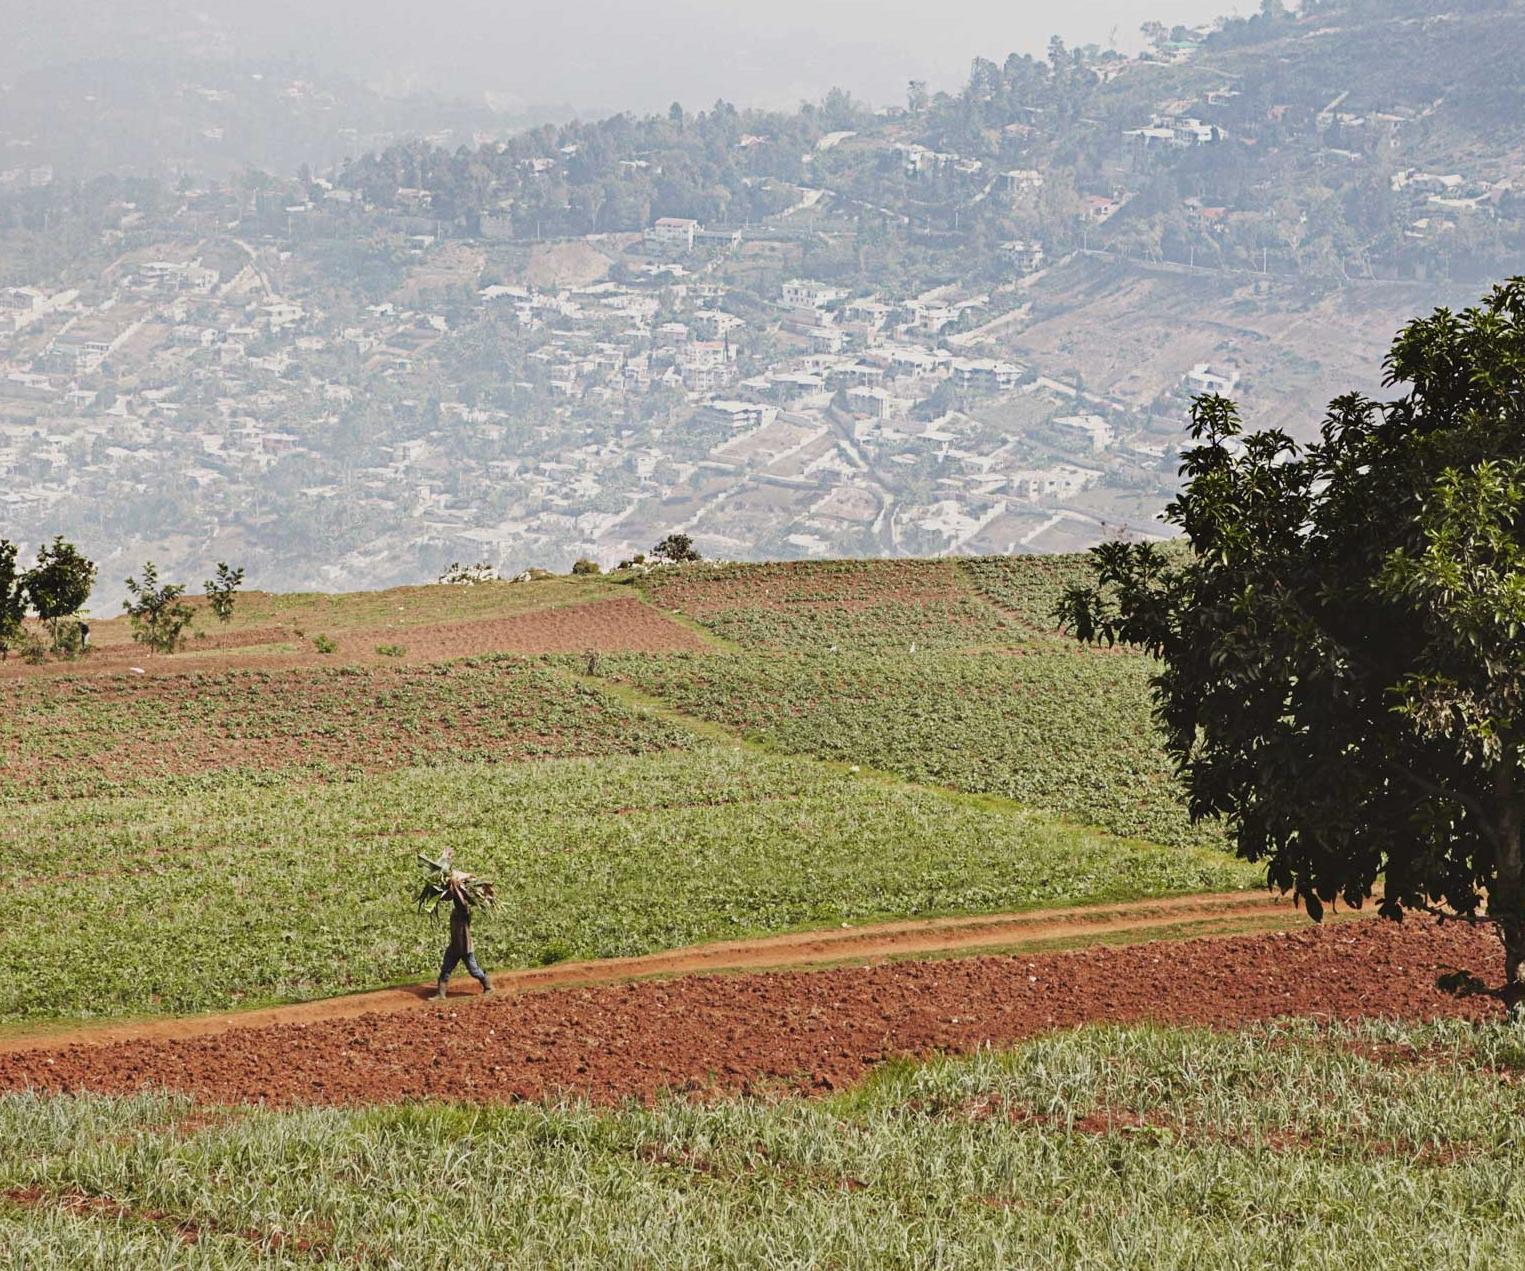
{"left": 447, "top": 900, "right": 473, "bottom": 956}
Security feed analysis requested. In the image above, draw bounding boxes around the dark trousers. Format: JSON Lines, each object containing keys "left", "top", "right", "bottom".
{"left": 439, "top": 948, "right": 490, "bottom": 986}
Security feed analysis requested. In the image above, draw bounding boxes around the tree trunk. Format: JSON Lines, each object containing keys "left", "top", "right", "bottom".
{"left": 1493, "top": 759, "right": 1525, "bottom": 1010}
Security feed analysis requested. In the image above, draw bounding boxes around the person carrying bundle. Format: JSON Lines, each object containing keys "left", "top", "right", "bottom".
{"left": 416, "top": 850, "right": 495, "bottom": 999}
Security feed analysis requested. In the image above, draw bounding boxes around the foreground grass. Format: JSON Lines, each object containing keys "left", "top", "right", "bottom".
{"left": 0, "top": 746, "right": 1258, "bottom": 1023}
{"left": 4, "top": 1018, "right": 1525, "bottom": 1267}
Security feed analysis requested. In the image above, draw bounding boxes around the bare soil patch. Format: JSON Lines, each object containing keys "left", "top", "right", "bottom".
{"left": 0, "top": 918, "right": 1500, "bottom": 1108}
{"left": 372, "top": 596, "right": 711, "bottom": 660}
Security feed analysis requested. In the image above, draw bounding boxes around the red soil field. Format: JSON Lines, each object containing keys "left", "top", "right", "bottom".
{"left": 363, "top": 596, "right": 711, "bottom": 659}
{"left": 0, "top": 919, "right": 1502, "bottom": 1108}
{"left": 0, "top": 596, "right": 708, "bottom": 680}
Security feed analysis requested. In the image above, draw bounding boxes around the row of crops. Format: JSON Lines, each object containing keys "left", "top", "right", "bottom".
{"left": 644, "top": 556, "right": 1083, "bottom": 653}
{"left": 592, "top": 650, "right": 1215, "bottom": 850}
{"left": 614, "top": 552, "right": 1213, "bottom": 848}
{"left": 0, "top": 660, "right": 693, "bottom": 800}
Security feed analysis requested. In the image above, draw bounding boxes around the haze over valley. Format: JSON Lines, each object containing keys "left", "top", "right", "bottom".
{"left": 1, "top": 0, "right": 1517, "bottom": 604}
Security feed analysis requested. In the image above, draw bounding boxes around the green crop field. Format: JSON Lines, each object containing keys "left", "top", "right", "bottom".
{"left": 0, "top": 745, "right": 1257, "bottom": 1022}
{"left": 604, "top": 556, "right": 1218, "bottom": 846}
{"left": 4, "top": 1017, "right": 1522, "bottom": 1267}
{"left": 957, "top": 553, "right": 1100, "bottom": 631}
{"left": 592, "top": 651, "right": 1213, "bottom": 850}
{"left": 0, "top": 659, "right": 691, "bottom": 800}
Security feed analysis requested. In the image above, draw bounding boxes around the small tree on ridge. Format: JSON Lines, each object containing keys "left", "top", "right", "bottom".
{"left": 124, "top": 562, "right": 195, "bottom": 654}
{"left": 24, "top": 537, "right": 95, "bottom": 652}
{"left": 651, "top": 533, "right": 701, "bottom": 564}
{"left": 204, "top": 562, "right": 245, "bottom": 623}
{"left": 0, "top": 540, "right": 26, "bottom": 660}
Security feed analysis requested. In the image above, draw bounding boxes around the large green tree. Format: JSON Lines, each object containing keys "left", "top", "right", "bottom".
{"left": 24, "top": 537, "right": 96, "bottom": 652}
{"left": 1060, "top": 278, "right": 1525, "bottom": 996}
{"left": 0, "top": 539, "right": 26, "bottom": 659}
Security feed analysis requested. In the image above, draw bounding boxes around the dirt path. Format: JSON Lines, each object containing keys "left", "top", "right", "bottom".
{"left": 0, "top": 918, "right": 1497, "bottom": 1108}
{"left": 0, "top": 891, "right": 1317, "bottom": 1057}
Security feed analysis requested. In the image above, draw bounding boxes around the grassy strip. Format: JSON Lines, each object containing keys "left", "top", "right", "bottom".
{"left": 0, "top": 747, "right": 1259, "bottom": 1023}
{"left": 5, "top": 1018, "right": 1525, "bottom": 1266}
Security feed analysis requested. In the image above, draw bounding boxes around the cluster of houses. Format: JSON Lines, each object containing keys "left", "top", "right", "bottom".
{"left": 0, "top": 190, "right": 1172, "bottom": 581}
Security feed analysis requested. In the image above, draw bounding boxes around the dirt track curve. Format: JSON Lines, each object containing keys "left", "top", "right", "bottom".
{"left": 0, "top": 890, "right": 1302, "bottom": 1056}
{"left": 0, "top": 904, "right": 1507, "bottom": 1109}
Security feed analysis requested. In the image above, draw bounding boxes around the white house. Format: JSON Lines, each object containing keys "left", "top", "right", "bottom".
{"left": 1185, "top": 363, "right": 1240, "bottom": 396}
{"left": 701, "top": 399, "right": 777, "bottom": 430}
{"left": 781, "top": 280, "right": 846, "bottom": 310}
{"left": 645, "top": 217, "right": 700, "bottom": 251}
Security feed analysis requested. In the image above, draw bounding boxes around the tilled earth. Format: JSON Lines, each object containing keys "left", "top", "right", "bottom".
{"left": 0, "top": 595, "right": 709, "bottom": 680}
{"left": 0, "top": 920, "right": 1502, "bottom": 1108}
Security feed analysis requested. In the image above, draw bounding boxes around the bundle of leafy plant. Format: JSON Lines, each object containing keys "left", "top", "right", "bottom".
{"left": 415, "top": 849, "right": 497, "bottom": 915}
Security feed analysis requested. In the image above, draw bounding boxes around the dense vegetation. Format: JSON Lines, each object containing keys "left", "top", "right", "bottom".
{"left": 5, "top": 1017, "right": 1524, "bottom": 1265}
{"left": 1064, "top": 278, "right": 1525, "bottom": 989}
{"left": 612, "top": 554, "right": 1212, "bottom": 847}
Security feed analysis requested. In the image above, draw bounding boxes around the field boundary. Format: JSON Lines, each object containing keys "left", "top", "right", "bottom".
{"left": 0, "top": 890, "right": 1328, "bottom": 1056}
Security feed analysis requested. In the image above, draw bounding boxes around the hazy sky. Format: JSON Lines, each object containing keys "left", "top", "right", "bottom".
{"left": 12, "top": 0, "right": 1251, "bottom": 114}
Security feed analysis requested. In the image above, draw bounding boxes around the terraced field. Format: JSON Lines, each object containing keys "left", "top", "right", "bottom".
{"left": 646, "top": 557, "right": 1044, "bottom": 651}
{"left": 602, "top": 555, "right": 1212, "bottom": 847}
{"left": 4, "top": 553, "right": 1515, "bottom": 1267}
{"left": 0, "top": 555, "right": 1234, "bottom": 1024}
{"left": 597, "top": 650, "right": 1207, "bottom": 848}
{"left": 0, "top": 658, "right": 691, "bottom": 799}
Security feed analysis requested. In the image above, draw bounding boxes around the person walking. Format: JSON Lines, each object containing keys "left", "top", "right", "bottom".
{"left": 416, "top": 851, "right": 495, "bottom": 999}
{"left": 435, "top": 885, "right": 493, "bottom": 999}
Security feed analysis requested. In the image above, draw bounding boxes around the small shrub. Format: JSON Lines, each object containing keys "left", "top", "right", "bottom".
{"left": 19, "top": 630, "right": 47, "bottom": 664}
{"left": 571, "top": 558, "right": 602, "bottom": 576}
{"left": 124, "top": 562, "right": 194, "bottom": 654}
{"left": 535, "top": 938, "right": 575, "bottom": 966}
{"left": 313, "top": 634, "right": 338, "bottom": 654}
{"left": 375, "top": 643, "right": 407, "bottom": 658}
{"left": 203, "top": 562, "right": 245, "bottom": 623}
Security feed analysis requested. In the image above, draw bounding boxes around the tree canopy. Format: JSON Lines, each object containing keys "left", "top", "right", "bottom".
{"left": 0, "top": 540, "right": 26, "bottom": 659}
{"left": 24, "top": 537, "right": 95, "bottom": 651}
{"left": 1060, "top": 277, "right": 1525, "bottom": 995}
